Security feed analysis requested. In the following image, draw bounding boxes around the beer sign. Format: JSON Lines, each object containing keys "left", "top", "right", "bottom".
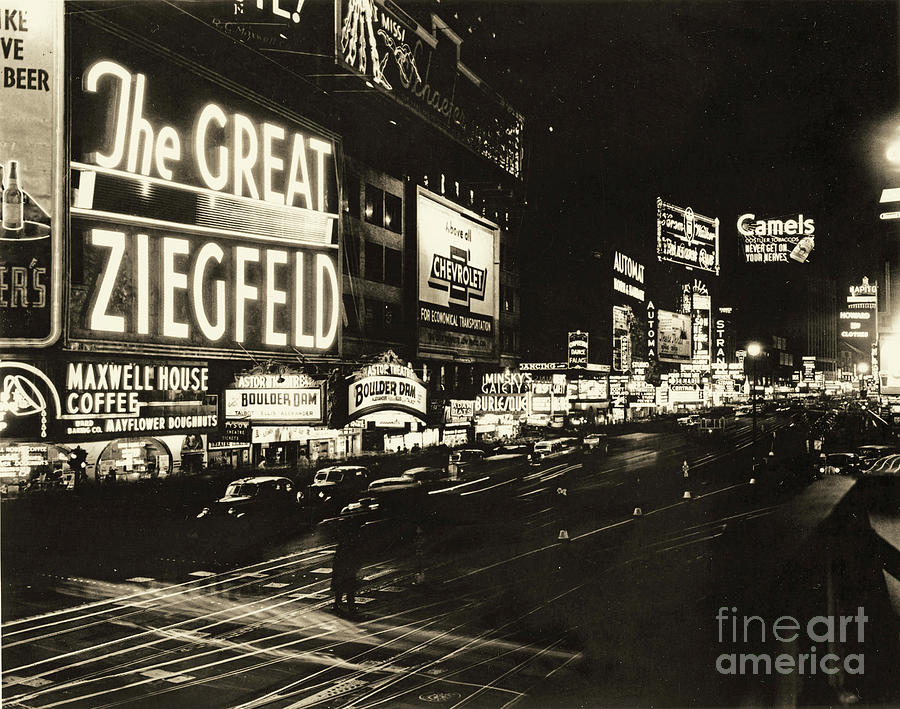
{"left": 0, "top": 0, "right": 63, "bottom": 345}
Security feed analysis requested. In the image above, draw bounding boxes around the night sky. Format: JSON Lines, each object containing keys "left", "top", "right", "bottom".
{"left": 441, "top": 0, "right": 900, "bottom": 359}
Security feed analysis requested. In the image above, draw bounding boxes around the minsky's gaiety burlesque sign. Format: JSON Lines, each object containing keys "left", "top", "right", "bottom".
{"left": 66, "top": 22, "right": 340, "bottom": 359}
{"left": 656, "top": 198, "right": 719, "bottom": 275}
{"left": 416, "top": 188, "right": 498, "bottom": 363}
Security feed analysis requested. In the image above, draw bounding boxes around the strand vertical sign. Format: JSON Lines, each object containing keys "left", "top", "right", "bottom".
{"left": 0, "top": 0, "right": 63, "bottom": 345}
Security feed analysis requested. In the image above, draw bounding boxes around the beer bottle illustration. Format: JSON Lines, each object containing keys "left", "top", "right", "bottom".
{"left": 2, "top": 160, "right": 24, "bottom": 231}
{"left": 789, "top": 234, "right": 815, "bottom": 263}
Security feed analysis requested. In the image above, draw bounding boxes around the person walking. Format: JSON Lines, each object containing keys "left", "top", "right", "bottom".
{"left": 331, "top": 517, "right": 364, "bottom": 615}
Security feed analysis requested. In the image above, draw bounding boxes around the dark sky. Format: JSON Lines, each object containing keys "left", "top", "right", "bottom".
{"left": 441, "top": 0, "right": 900, "bottom": 357}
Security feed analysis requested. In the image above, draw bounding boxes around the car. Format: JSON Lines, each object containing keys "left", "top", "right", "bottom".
{"left": 298, "top": 466, "right": 370, "bottom": 513}
{"left": 817, "top": 453, "right": 860, "bottom": 477}
{"left": 855, "top": 444, "right": 897, "bottom": 468}
{"left": 861, "top": 453, "right": 900, "bottom": 475}
{"left": 368, "top": 475, "right": 423, "bottom": 493}
{"left": 448, "top": 448, "right": 487, "bottom": 475}
{"left": 366, "top": 475, "right": 426, "bottom": 512}
{"left": 401, "top": 466, "right": 446, "bottom": 483}
{"left": 196, "top": 476, "right": 297, "bottom": 521}
{"left": 340, "top": 496, "right": 381, "bottom": 517}
{"left": 492, "top": 443, "right": 531, "bottom": 456}
{"left": 582, "top": 433, "right": 609, "bottom": 454}
{"left": 677, "top": 414, "right": 699, "bottom": 427}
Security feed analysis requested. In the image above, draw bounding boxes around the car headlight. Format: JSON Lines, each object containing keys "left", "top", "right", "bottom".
{"left": 318, "top": 491, "right": 325, "bottom": 498}
{"left": 819, "top": 467, "right": 825, "bottom": 473}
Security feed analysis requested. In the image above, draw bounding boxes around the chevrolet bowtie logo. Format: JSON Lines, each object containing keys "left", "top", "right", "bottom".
{"left": 428, "top": 246, "right": 487, "bottom": 305}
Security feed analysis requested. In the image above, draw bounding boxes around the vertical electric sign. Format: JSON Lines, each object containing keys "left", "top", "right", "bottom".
{"left": 0, "top": 0, "right": 62, "bottom": 346}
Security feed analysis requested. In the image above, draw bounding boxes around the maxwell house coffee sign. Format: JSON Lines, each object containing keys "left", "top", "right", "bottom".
{"left": 417, "top": 188, "right": 498, "bottom": 363}
{"left": 347, "top": 361, "right": 427, "bottom": 421}
{"left": 66, "top": 21, "right": 340, "bottom": 359}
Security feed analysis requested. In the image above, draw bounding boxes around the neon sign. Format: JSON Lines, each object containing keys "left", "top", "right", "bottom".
{"left": 81, "top": 60, "right": 334, "bottom": 211}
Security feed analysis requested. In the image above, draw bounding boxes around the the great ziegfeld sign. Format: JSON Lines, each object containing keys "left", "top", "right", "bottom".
{"left": 67, "top": 29, "right": 341, "bottom": 359}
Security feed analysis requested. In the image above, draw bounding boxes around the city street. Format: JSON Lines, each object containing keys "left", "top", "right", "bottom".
{"left": 2, "top": 414, "right": 815, "bottom": 708}
{"left": 3, "top": 1, "right": 900, "bottom": 707}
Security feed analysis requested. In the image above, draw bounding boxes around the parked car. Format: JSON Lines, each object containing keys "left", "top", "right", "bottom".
{"left": 677, "top": 414, "right": 700, "bottom": 427}
{"left": 298, "top": 465, "right": 370, "bottom": 515}
{"left": 196, "top": 476, "right": 298, "bottom": 522}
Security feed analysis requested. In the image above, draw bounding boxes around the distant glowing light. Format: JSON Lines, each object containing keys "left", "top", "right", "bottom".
{"left": 548, "top": 126, "right": 554, "bottom": 133}
{"left": 747, "top": 342, "right": 762, "bottom": 357}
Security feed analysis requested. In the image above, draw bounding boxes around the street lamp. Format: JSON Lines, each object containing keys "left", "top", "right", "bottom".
{"left": 747, "top": 342, "right": 762, "bottom": 451}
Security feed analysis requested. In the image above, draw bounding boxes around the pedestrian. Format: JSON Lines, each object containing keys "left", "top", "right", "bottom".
{"left": 331, "top": 517, "right": 364, "bottom": 615}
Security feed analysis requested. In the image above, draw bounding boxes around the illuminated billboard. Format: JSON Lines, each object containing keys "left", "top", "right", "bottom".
{"left": 656, "top": 198, "right": 719, "bottom": 274}
{"left": 416, "top": 188, "right": 498, "bottom": 362}
{"left": 66, "top": 22, "right": 340, "bottom": 359}
{"left": 737, "top": 212, "right": 816, "bottom": 264}
{"left": 336, "top": 0, "right": 524, "bottom": 178}
{"left": 657, "top": 309, "right": 692, "bottom": 363}
{"left": 0, "top": 0, "right": 63, "bottom": 346}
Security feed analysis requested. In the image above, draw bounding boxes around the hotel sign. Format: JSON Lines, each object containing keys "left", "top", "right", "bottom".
{"left": 67, "top": 26, "right": 340, "bottom": 359}
{"left": 656, "top": 198, "right": 719, "bottom": 275}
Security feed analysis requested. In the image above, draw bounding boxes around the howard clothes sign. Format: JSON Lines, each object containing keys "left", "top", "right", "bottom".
{"left": 66, "top": 21, "right": 340, "bottom": 359}
{"left": 347, "top": 361, "right": 427, "bottom": 420}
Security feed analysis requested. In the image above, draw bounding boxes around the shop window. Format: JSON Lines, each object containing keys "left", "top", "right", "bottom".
{"left": 384, "top": 191, "right": 402, "bottom": 233}
{"left": 365, "top": 184, "right": 384, "bottom": 227}
{"left": 384, "top": 246, "right": 402, "bottom": 286}
{"left": 344, "top": 229, "right": 360, "bottom": 276}
{"left": 365, "top": 240, "right": 383, "bottom": 282}
{"left": 347, "top": 173, "right": 360, "bottom": 218}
